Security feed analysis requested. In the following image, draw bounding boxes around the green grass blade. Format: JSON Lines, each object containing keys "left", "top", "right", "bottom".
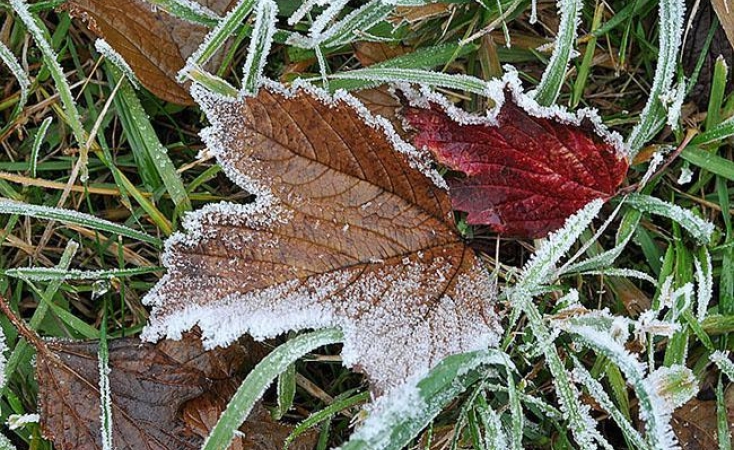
{"left": 241, "top": 0, "right": 277, "bottom": 95}
{"left": 179, "top": 0, "right": 257, "bottom": 81}
{"left": 0, "top": 40, "right": 30, "bottom": 111}
{"left": 681, "top": 146, "right": 734, "bottom": 182}
{"left": 340, "top": 349, "right": 513, "bottom": 450}
{"left": 30, "top": 117, "right": 52, "bottom": 179}
{"left": 625, "top": 194, "right": 714, "bottom": 244}
{"left": 0, "top": 199, "right": 161, "bottom": 246}
{"left": 326, "top": 43, "right": 478, "bottom": 91}
{"left": 3, "top": 241, "right": 78, "bottom": 382}
{"left": 147, "top": 0, "right": 221, "bottom": 25}
{"left": 329, "top": 68, "right": 490, "bottom": 96}
{"left": 10, "top": 0, "right": 89, "bottom": 173}
{"left": 690, "top": 115, "right": 734, "bottom": 146}
{"left": 572, "top": 364, "right": 647, "bottom": 450}
{"left": 108, "top": 65, "right": 192, "bottom": 215}
{"left": 98, "top": 316, "right": 114, "bottom": 450}
{"left": 625, "top": 0, "right": 686, "bottom": 157}
{"left": 274, "top": 363, "right": 296, "bottom": 420}
{"left": 321, "top": 0, "right": 394, "bottom": 48}
{"left": 532, "top": 0, "right": 582, "bottom": 106}
{"left": 705, "top": 56, "right": 728, "bottom": 130}
{"left": 95, "top": 39, "right": 141, "bottom": 89}
{"left": 202, "top": 329, "right": 343, "bottom": 450}
{"left": 571, "top": 2, "right": 603, "bottom": 108}
{"left": 716, "top": 377, "right": 731, "bottom": 450}
{"left": 2, "top": 266, "right": 163, "bottom": 281}
{"left": 187, "top": 68, "right": 239, "bottom": 97}
{"left": 285, "top": 391, "right": 370, "bottom": 448}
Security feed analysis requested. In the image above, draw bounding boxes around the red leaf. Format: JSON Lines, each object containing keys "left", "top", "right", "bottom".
{"left": 404, "top": 92, "right": 629, "bottom": 238}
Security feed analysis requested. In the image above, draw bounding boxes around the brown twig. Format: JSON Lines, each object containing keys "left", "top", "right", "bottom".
{"left": 0, "top": 292, "right": 46, "bottom": 352}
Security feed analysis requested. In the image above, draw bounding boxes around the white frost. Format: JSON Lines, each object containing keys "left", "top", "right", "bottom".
{"left": 6, "top": 414, "right": 39, "bottom": 431}
{"left": 397, "top": 68, "right": 628, "bottom": 156}
{"left": 94, "top": 39, "right": 140, "bottom": 89}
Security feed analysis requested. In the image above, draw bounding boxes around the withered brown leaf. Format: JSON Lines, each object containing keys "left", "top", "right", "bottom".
{"left": 64, "top": 0, "right": 237, "bottom": 104}
{"left": 142, "top": 82, "right": 501, "bottom": 393}
{"left": 672, "top": 386, "right": 734, "bottom": 450}
{"left": 37, "top": 334, "right": 256, "bottom": 449}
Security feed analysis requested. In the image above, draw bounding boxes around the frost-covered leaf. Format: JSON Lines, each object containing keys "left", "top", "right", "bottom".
{"left": 64, "top": 0, "right": 237, "bottom": 104}
{"left": 142, "top": 82, "right": 501, "bottom": 392}
{"left": 37, "top": 334, "right": 259, "bottom": 449}
{"left": 404, "top": 84, "right": 628, "bottom": 238}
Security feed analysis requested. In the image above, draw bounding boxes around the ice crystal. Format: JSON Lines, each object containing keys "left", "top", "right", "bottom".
{"left": 6, "top": 414, "right": 39, "bottom": 431}
{"left": 694, "top": 248, "right": 712, "bottom": 320}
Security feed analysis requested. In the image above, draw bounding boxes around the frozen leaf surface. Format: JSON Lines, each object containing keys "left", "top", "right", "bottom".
{"left": 37, "top": 335, "right": 254, "bottom": 450}
{"left": 142, "top": 82, "right": 501, "bottom": 392}
{"left": 404, "top": 89, "right": 629, "bottom": 238}
{"left": 64, "top": 0, "right": 236, "bottom": 104}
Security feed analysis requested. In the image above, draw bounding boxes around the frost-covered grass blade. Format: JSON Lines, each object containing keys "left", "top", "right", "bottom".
{"left": 0, "top": 200, "right": 161, "bottom": 246}
{"left": 202, "top": 329, "right": 343, "bottom": 450}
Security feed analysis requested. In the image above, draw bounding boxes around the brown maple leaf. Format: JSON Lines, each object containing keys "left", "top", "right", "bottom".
{"left": 403, "top": 75, "right": 629, "bottom": 238}
{"left": 142, "top": 81, "right": 501, "bottom": 392}
{"left": 36, "top": 334, "right": 260, "bottom": 450}
{"left": 63, "top": 0, "right": 237, "bottom": 104}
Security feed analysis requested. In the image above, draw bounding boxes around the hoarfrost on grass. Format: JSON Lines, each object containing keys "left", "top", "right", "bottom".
{"left": 98, "top": 341, "right": 114, "bottom": 450}
{"left": 571, "top": 364, "right": 647, "bottom": 450}
{"left": 0, "top": 433, "right": 15, "bottom": 450}
{"left": 521, "top": 199, "right": 604, "bottom": 287}
{"left": 6, "top": 414, "right": 39, "bottom": 431}
{"left": 30, "top": 117, "right": 52, "bottom": 179}
{"left": 348, "top": 382, "right": 425, "bottom": 448}
{"left": 626, "top": 0, "right": 686, "bottom": 155}
{"left": 179, "top": 0, "right": 257, "bottom": 80}
{"left": 94, "top": 39, "right": 140, "bottom": 89}
{"left": 0, "top": 326, "right": 7, "bottom": 391}
{"left": 694, "top": 248, "right": 712, "bottom": 320}
{"left": 240, "top": 0, "right": 278, "bottom": 95}
{"left": 677, "top": 165, "right": 693, "bottom": 185}
{"left": 153, "top": 0, "right": 222, "bottom": 20}
{"left": 626, "top": 194, "right": 714, "bottom": 244}
{"left": 10, "top": 0, "right": 87, "bottom": 151}
{"left": 530, "top": 0, "right": 583, "bottom": 106}
{"left": 560, "top": 316, "right": 690, "bottom": 450}
{"left": 0, "top": 40, "right": 31, "bottom": 110}
{"left": 711, "top": 350, "right": 734, "bottom": 380}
